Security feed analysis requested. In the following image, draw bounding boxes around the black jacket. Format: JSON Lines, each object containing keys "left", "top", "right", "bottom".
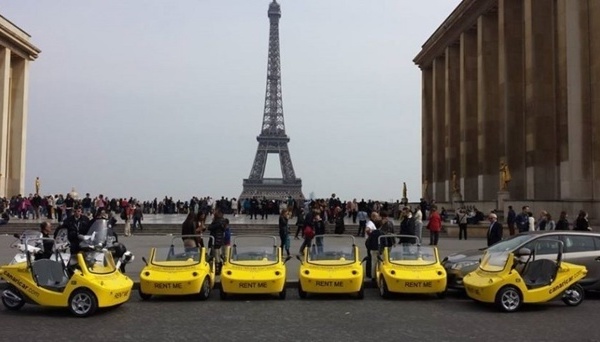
{"left": 61, "top": 215, "right": 90, "bottom": 253}
{"left": 487, "top": 221, "right": 503, "bottom": 246}
{"left": 209, "top": 218, "right": 226, "bottom": 247}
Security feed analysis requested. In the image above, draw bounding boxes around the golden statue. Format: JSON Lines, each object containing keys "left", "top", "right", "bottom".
{"left": 422, "top": 178, "right": 429, "bottom": 198}
{"left": 402, "top": 182, "right": 407, "bottom": 199}
{"left": 451, "top": 170, "right": 460, "bottom": 194}
{"left": 499, "top": 161, "right": 511, "bottom": 191}
{"left": 35, "top": 177, "right": 40, "bottom": 195}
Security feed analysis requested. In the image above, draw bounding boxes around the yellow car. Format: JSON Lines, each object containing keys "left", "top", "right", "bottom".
{"left": 0, "top": 238, "right": 133, "bottom": 318}
{"left": 138, "top": 235, "right": 215, "bottom": 300}
{"left": 375, "top": 235, "right": 447, "bottom": 299}
{"left": 297, "top": 235, "right": 364, "bottom": 299}
{"left": 220, "top": 235, "right": 290, "bottom": 300}
{"left": 463, "top": 239, "right": 587, "bottom": 312}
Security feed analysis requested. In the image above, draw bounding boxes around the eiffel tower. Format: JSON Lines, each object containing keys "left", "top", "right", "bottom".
{"left": 240, "top": 0, "right": 304, "bottom": 201}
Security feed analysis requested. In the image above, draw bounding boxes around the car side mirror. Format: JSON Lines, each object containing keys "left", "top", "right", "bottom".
{"left": 142, "top": 257, "right": 148, "bottom": 266}
{"left": 284, "top": 255, "right": 292, "bottom": 264}
{"left": 516, "top": 248, "right": 531, "bottom": 257}
{"left": 361, "top": 256, "right": 368, "bottom": 264}
{"left": 13, "top": 233, "right": 20, "bottom": 239}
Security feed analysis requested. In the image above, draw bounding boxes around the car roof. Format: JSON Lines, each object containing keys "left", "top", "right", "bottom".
{"left": 519, "top": 231, "right": 600, "bottom": 237}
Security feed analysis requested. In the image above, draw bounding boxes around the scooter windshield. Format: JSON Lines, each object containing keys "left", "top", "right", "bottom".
{"left": 308, "top": 235, "right": 356, "bottom": 265}
{"left": 480, "top": 251, "right": 510, "bottom": 272}
{"left": 82, "top": 250, "right": 116, "bottom": 274}
{"left": 388, "top": 245, "right": 437, "bottom": 266}
{"left": 86, "top": 220, "right": 109, "bottom": 246}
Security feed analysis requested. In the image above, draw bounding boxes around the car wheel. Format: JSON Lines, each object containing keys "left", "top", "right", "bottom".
{"left": 436, "top": 291, "right": 446, "bottom": 299}
{"left": 219, "top": 283, "right": 228, "bottom": 300}
{"left": 69, "top": 288, "right": 98, "bottom": 317}
{"left": 379, "top": 277, "right": 390, "bottom": 299}
{"left": 198, "top": 277, "right": 211, "bottom": 301}
{"left": 356, "top": 283, "right": 364, "bottom": 300}
{"left": 495, "top": 286, "right": 522, "bottom": 313}
{"left": 562, "top": 283, "right": 585, "bottom": 307}
{"left": 298, "top": 282, "right": 307, "bottom": 299}
{"left": 278, "top": 286, "right": 286, "bottom": 300}
{"left": 138, "top": 288, "right": 152, "bottom": 301}
{"left": 2, "top": 286, "right": 25, "bottom": 311}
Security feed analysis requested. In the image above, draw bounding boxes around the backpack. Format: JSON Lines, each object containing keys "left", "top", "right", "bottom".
{"left": 303, "top": 226, "right": 315, "bottom": 239}
{"left": 120, "top": 211, "right": 127, "bottom": 220}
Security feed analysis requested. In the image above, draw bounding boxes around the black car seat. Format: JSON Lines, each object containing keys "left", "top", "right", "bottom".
{"left": 520, "top": 259, "right": 558, "bottom": 289}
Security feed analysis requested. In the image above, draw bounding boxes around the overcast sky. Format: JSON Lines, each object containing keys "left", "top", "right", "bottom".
{"left": 2, "top": 0, "right": 460, "bottom": 202}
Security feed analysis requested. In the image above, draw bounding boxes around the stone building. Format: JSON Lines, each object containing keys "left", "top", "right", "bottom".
{"left": 414, "top": 0, "right": 600, "bottom": 216}
{"left": 0, "top": 15, "right": 40, "bottom": 198}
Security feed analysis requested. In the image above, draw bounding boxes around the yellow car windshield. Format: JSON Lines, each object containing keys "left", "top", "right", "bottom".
{"left": 230, "top": 246, "right": 278, "bottom": 266}
{"left": 388, "top": 245, "right": 437, "bottom": 266}
{"left": 152, "top": 247, "right": 201, "bottom": 267}
{"left": 82, "top": 251, "right": 116, "bottom": 274}
{"left": 479, "top": 251, "right": 510, "bottom": 272}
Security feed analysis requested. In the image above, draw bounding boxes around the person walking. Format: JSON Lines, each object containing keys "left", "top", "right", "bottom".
{"left": 278, "top": 209, "right": 291, "bottom": 257}
{"left": 294, "top": 208, "right": 305, "bottom": 240}
{"left": 413, "top": 206, "right": 423, "bottom": 242}
{"left": 457, "top": 208, "right": 468, "bottom": 240}
{"left": 574, "top": 210, "right": 591, "bottom": 231}
{"left": 506, "top": 205, "right": 516, "bottom": 236}
{"left": 426, "top": 206, "right": 441, "bottom": 246}
{"left": 555, "top": 211, "right": 570, "bottom": 230}
{"left": 487, "top": 213, "right": 503, "bottom": 247}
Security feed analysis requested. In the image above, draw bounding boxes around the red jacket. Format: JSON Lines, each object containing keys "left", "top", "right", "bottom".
{"left": 427, "top": 212, "right": 442, "bottom": 232}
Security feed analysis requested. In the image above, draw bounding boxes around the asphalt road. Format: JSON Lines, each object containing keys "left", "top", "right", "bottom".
{"left": 0, "top": 289, "right": 599, "bottom": 341}
{"left": 2, "top": 234, "right": 599, "bottom": 341}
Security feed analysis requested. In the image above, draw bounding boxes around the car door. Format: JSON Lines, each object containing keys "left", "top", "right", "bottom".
{"left": 521, "top": 235, "right": 561, "bottom": 260}
{"left": 560, "top": 234, "right": 600, "bottom": 290}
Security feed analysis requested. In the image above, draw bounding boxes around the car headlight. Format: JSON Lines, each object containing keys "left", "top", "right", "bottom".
{"left": 451, "top": 261, "right": 479, "bottom": 270}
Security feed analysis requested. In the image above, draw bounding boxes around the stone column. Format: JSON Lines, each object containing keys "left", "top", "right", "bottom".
{"left": 477, "top": 12, "right": 499, "bottom": 201}
{"left": 7, "top": 56, "right": 29, "bottom": 197}
{"left": 0, "top": 48, "right": 10, "bottom": 198}
{"left": 460, "top": 29, "right": 478, "bottom": 202}
{"left": 445, "top": 45, "right": 460, "bottom": 204}
{"left": 524, "top": 0, "right": 558, "bottom": 200}
{"left": 432, "top": 57, "right": 446, "bottom": 201}
{"left": 558, "top": 0, "right": 593, "bottom": 200}
{"left": 498, "top": 0, "right": 524, "bottom": 201}
{"left": 589, "top": 1, "right": 600, "bottom": 198}
{"left": 422, "top": 67, "right": 433, "bottom": 200}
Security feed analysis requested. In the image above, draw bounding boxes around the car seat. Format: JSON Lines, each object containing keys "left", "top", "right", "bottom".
{"left": 520, "top": 259, "right": 558, "bottom": 289}
{"left": 32, "top": 259, "right": 69, "bottom": 291}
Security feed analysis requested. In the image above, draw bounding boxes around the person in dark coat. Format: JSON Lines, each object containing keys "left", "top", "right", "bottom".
{"left": 487, "top": 213, "right": 503, "bottom": 247}
{"left": 398, "top": 207, "right": 417, "bottom": 244}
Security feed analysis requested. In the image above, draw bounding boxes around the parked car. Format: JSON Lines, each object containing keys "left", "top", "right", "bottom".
{"left": 443, "top": 231, "right": 600, "bottom": 291}
{"left": 464, "top": 240, "right": 587, "bottom": 312}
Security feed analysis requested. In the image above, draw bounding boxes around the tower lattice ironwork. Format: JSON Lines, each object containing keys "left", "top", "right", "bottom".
{"left": 240, "top": 0, "right": 304, "bottom": 201}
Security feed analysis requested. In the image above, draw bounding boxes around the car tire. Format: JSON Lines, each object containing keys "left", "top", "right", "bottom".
{"left": 356, "top": 284, "right": 364, "bottom": 300}
{"left": 379, "top": 277, "right": 391, "bottom": 299}
{"left": 562, "top": 283, "right": 584, "bottom": 307}
{"left": 436, "top": 291, "right": 446, "bottom": 299}
{"left": 197, "top": 277, "right": 211, "bottom": 301}
{"left": 69, "top": 288, "right": 98, "bottom": 317}
{"left": 219, "top": 283, "right": 228, "bottom": 300}
{"left": 278, "top": 286, "right": 286, "bottom": 300}
{"left": 495, "top": 285, "right": 522, "bottom": 313}
{"left": 298, "top": 282, "right": 307, "bottom": 299}
{"left": 2, "top": 286, "right": 25, "bottom": 311}
{"left": 138, "top": 288, "right": 152, "bottom": 301}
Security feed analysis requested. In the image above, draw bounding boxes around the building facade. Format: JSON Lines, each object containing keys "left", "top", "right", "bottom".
{"left": 414, "top": 0, "right": 600, "bottom": 215}
{"left": 0, "top": 15, "right": 40, "bottom": 198}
